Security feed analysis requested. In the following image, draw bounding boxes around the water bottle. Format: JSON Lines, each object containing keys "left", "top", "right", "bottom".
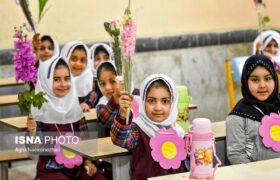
{"left": 185, "top": 118, "right": 221, "bottom": 179}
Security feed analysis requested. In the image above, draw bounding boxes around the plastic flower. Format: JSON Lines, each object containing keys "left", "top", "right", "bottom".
{"left": 150, "top": 129, "right": 187, "bottom": 169}
{"left": 259, "top": 113, "right": 280, "bottom": 152}
{"left": 54, "top": 132, "right": 83, "bottom": 169}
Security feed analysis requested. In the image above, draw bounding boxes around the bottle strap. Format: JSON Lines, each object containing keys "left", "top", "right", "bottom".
{"left": 212, "top": 138, "right": 222, "bottom": 178}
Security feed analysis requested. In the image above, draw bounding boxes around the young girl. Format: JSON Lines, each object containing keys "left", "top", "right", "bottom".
{"left": 253, "top": 30, "right": 280, "bottom": 72}
{"left": 96, "top": 61, "right": 121, "bottom": 137}
{"left": 226, "top": 54, "right": 280, "bottom": 164}
{"left": 27, "top": 57, "right": 106, "bottom": 180}
{"left": 32, "top": 34, "right": 60, "bottom": 64}
{"left": 111, "top": 74, "right": 186, "bottom": 179}
{"left": 78, "top": 43, "right": 113, "bottom": 112}
{"left": 60, "top": 41, "right": 93, "bottom": 99}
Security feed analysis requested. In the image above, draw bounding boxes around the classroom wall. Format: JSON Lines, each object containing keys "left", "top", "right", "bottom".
{"left": 1, "top": 0, "right": 280, "bottom": 49}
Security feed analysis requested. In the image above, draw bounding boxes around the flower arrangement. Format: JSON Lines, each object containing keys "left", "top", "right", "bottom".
{"left": 253, "top": 0, "right": 270, "bottom": 49}
{"left": 104, "top": 20, "right": 122, "bottom": 76}
{"left": 259, "top": 113, "right": 280, "bottom": 152}
{"left": 150, "top": 129, "right": 187, "bottom": 169}
{"left": 13, "top": 24, "right": 48, "bottom": 114}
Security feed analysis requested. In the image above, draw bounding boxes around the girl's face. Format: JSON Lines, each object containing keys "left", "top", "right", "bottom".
{"left": 145, "top": 86, "right": 171, "bottom": 122}
{"left": 99, "top": 70, "right": 116, "bottom": 98}
{"left": 94, "top": 51, "right": 110, "bottom": 68}
{"left": 52, "top": 66, "right": 71, "bottom": 97}
{"left": 40, "top": 40, "right": 54, "bottom": 61}
{"left": 264, "top": 39, "right": 279, "bottom": 56}
{"left": 248, "top": 66, "right": 275, "bottom": 101}
{"left": 68, "top": 49, "right": 87, "bottom": 76}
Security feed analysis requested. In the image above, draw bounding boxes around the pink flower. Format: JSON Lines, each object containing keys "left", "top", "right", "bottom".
{"left": 54, "top": 132, "right": 83, "bottom": 169}
{"left": 259, "top": 113, "right": 280, "bottom": 152}
{"left": 121, "top": 20, "right": 136, "bottom": 62}
{"left": 150, "top": 129, "right": 187, "bottom": 169}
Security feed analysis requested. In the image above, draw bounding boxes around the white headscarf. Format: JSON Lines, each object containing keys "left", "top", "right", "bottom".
{"left": 96, "top": 61, "right": 117, "bottom": 106}
{"left": 133, "top": 74, "right": 185, "bottom": 138}
{"left": 261, "top": 34, "right": 280, "bottom": 66}
{"left": 38, "top": 35, "right": 60, "bottom": 68}
{"left": 89, "top": 43, "right": 113, "bottom": 77}
{"left": 252, "top": 30, "right": 280, "bottom": 55}
{"left": 31, "top": 56, "right": 84, "bottom": 124}
{"left": 60, "top": 41, "right": 93, "bottom": 97}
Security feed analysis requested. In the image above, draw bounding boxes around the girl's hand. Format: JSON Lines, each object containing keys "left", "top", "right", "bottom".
{"left": 113, "top": 81, "right": 124, "bottom": 104}
{"left": 119, "top": 90, "right": 134, "bottom": 119}
{"left": 26, "top": 115, "right": 36, "bottom": 132}
{"left": 256, "top": 41, "right": 262, "bottom": 54}
{"left": 80, "top": 102, "right": 90, "bottom": 112}
{"left": 84, "top": 160, "right": 97, "bottom": 176}
{"left": 32, "top": 33, "right": 41, "bottom": 63}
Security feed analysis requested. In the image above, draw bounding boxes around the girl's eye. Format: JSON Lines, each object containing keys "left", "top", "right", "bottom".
{"left": 147, "top": 99, "right": 155, "bottom": 104}
{"left": 111, "top": 80, "right": 116, "bottom": 84}
{"left": 265, "top": 76, "right": 272, "bottom": 81}
{"left": 251, "top": 78, "right": 258, "bottom": 82}
{"left": 71, "top": 57, "right": 77, "bottom": 62}
{"left": 105, "top": 56, "right": 109, "bottom": 60}
{"left": 40, "top": 47, "right": 45, "bottom": 51}
{"left": 53, "top": 77, "right": 60, "bottom": 82}
{"left": 81, "top": 58, "right": 86, "bottom": 63}
{"left": 100, "top": 82, "right": 105, "bottom": 87}
{"left": 65, "top": 76, "right": 71, "bottom": 81}
{"left": 162, "top": 99, "right": 170, "bottom": 104}
{"left": 95, "top": 57, "right": 100, "bottom": 61}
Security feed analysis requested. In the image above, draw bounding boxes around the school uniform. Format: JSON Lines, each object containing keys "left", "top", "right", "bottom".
{"left": 30, "top": 57, "right": 105, "bottom": 180}
{"left": 111, "top": 74, "right": 187, "bottom": 180}
{"left": 226, "top": 55, "right": 280, "bottom": 165}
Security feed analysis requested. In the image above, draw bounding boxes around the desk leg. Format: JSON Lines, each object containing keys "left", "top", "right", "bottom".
{"left": 0, "top": 162, "right": 9, "bottom": 180}
{"left": 111, "top": 155, "right": 132, "bottom": 180}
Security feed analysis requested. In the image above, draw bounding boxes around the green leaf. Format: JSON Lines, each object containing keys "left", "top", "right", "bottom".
{"left": 263, "top": 16, "right": 270, "bottom": 23}
{"left": 104, "top": 22, "right": 111, "bottom": 34}
{"left": 38, "top": 0, "right": 49, "bottom": 23}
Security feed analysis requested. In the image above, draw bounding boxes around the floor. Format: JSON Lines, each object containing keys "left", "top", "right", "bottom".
{"left": 8, "top": 157, "right": 37, "bottom": 180}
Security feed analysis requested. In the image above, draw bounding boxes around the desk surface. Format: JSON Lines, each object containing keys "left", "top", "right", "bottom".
{"left": 0, "top": 108, "right": 97, "bottom": 130}
{"left": 62, "top": 121, "right": 225, "bottom": 160}
{"left": 0, "top": 94, "right": 18, "bottom": 106}
{"left": 149, "top": 158, "right": 280, "bottom": 180}
{"left": 0, "top": 78, "right": 24, "bottom": 87}
{"left": 61, "top": 137, "right": 128, "bottom": 160}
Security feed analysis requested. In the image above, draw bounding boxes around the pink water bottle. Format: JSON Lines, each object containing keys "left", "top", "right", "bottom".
{"left": 185, "top": 118, "right": 221, "bottom": 180}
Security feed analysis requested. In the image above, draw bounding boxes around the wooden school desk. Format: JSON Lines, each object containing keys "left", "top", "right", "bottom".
{"left": 0, "top": 95, "right": 18, "bottom": 106}
{"left": 148, "top": 157, "right": 280, "bottom": 180}
{"left": 61, "top": 121, "right": 226, "bottom": 180}
{"left": 0, "top": 78, "right": 23, "bottom": 87}
{"left": 0, "top": 109, "right": 97, "bottom": 130}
